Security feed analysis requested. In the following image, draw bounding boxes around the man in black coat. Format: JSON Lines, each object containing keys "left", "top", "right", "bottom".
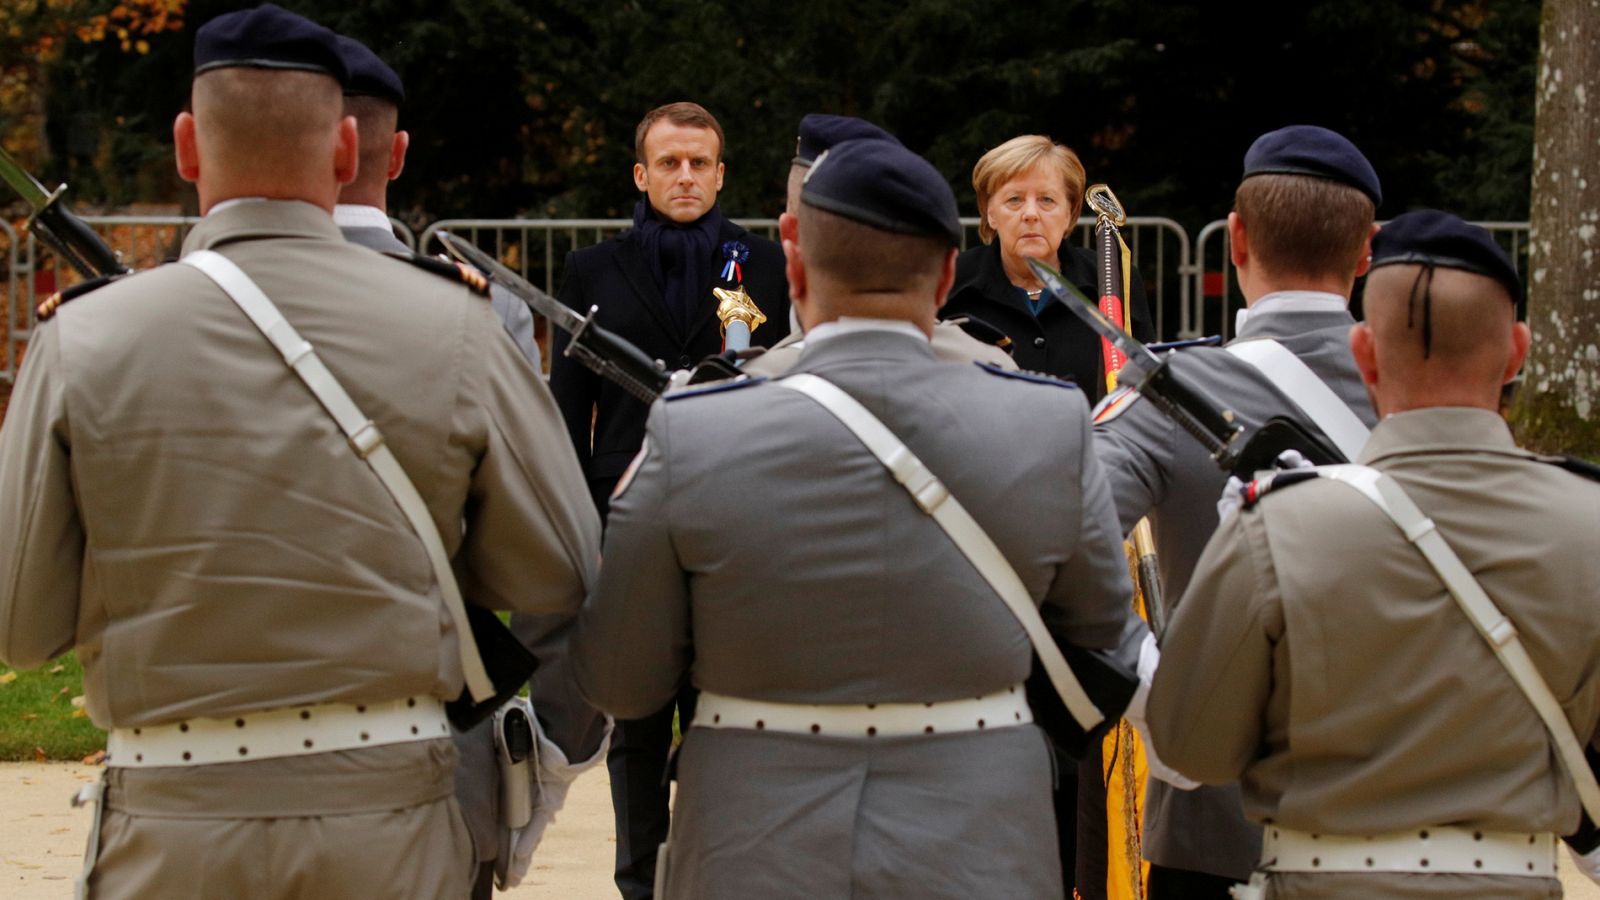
{"left": 549, "top": 101, "right": 789, "bottom": 899}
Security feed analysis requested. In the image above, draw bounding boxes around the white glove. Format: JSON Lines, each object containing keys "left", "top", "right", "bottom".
{"left": 1215, "top": 449, "right": 1313, "bottom": 522}
{"left": 1215, "top": 475, "right": 1249, "bottom": 523}
{"left": 1569, "top": 842, "right": 1600, "bottom": 885}
{"left": 501, "top": 715, "right": 613, "bottom": 888}
{"left": 1123, "top": 633, "right": 1201, "bottom": 791}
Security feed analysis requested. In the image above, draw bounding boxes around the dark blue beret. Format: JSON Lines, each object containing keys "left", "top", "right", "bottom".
{"left": 794, "top": 115, "right": 901, "bottom": 167}
{"left": 1370, "top": 210, "right": 1522, "bottom": 304}
{"left": 1242, "top": 125, "right": 1381, "bottom": 207}
{"left": 337, "top": 35, "right": 404, "bottom": 104}
{"left": 195, "top": 4, "right": 347, "bottom": 84}
{"left": 802, "top": 139, "right": 961, "bottom": 246}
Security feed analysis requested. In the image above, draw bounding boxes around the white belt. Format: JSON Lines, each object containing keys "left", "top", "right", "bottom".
{"left": 105, "top": 696, "right": 450, "bottom": 768}
{"left": 693, "top": 686, "right": 1031, "bottom": 738}
{"left": 1261, "top": 826, "right": 1558, "bottom": 878}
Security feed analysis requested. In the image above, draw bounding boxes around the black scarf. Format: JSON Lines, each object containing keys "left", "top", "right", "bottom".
{"left": 632, "top": 199, "right": 724, "bottom": 333}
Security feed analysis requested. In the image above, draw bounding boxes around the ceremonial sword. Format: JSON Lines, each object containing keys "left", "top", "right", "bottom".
{"left": 1085, "top": 184, "right": 1169, "bottom": 641}
{"left": 0, "top": 145, "right": 128, "bottom": 279}
{"left": 436, "top": 232, "right": 670, "bottom": 403}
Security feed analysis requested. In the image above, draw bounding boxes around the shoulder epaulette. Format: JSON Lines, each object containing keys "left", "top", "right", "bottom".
{"left": 1553, "top": 456, "right": 1600, "bottom": 483}
{"left": 384, "top": 251, "right": 490, "bottom": 296}
{"left": 1239, "top": 468, "right": 1322, "bottom": 508}
{"left": 664, "top": 375, "right": 769, "bottom": 402}
{"left": 36, "top": 274, "right": 121, "bottom": 320}
{"left": 941, "top": 314, "right": 1013, "bottom": 350}
{"left": 974, "top": 362, "right": 1078, "bottom": 390}
{"left": 1148, "top": 335, "right": 1223, "bottom": 353}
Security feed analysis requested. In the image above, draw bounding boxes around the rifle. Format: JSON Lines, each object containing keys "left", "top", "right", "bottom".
{"left": 1029, "top": 255, "right": 1345, "bottom": 477}
{"left": 436, "top": 232, "right": 671, "bottom": 403}
{"left": 0, "top": 145, "right": 128, "bottom": 279}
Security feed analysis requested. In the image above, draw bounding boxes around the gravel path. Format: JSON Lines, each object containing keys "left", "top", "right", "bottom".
{"left": 4, "top": 761, "right": 1599, "bottom": 898}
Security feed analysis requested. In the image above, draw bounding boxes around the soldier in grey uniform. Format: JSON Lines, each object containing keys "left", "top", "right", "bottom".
{"left": 331, "top": 34, "right": 541, "bottom": 370}
{"left": 741, "top": 113, "right": 1016, "bottom": 377}
{"left": 1091, "top": 125, "right": 1382, "bottom": 897}
{"left": 0, "top": 7, "right": 599, "bottom": 898}
{"left": 571, "top": 137, "right": 1144, "bottom": 897}
{"left": 331, "top": 33, "right": 606, "bottom": 898}
{"left": 1147, "top": 210, "right": 1600, "bottom": 899}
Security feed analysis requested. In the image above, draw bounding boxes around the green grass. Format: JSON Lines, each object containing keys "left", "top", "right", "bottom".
{"left": 0, "top": 652, "right": 107, "bottom": 761}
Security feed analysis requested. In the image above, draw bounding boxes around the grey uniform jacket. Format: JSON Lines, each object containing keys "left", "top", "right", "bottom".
{"left": 571, "top": 329, "right": 1142, "bottom": 898}
{"left": 0, "top": 200, "right": 599, "bottom": 833}
{"left": 1148, "top": 408, "right": 1600, "bottom": 899}
{"left": 1091, "top": 306, "right": 1376, "bottom": 879}
{"left": 341, "top": 221, "right": 542, "bottom": 371}
{"left": 341, "top": 218, "right": 587, "bottom": 862}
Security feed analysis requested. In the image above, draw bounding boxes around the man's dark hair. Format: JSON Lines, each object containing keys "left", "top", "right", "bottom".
{"left": 1234, "top": 174, "right": 1374, "bottom": 281}
{"left": 634, "top": 102, "right": 724, "bottom": 164}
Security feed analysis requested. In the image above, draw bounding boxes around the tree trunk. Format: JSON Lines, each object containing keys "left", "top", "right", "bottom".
{"left": 1512, "top": 0, "right": 1600, "bottom": 456}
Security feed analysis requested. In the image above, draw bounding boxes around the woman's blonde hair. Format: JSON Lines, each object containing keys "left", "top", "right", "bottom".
{"left": 971, "top": 135, "right": 1086, "bottom": 244}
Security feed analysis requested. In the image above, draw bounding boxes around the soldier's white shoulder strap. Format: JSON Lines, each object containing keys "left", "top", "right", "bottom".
{"left": 181, "top": 249, "right": 495, "bottom": 704}
{"left": 1227, "top": 338, "right": 1370, "bottom": 460}
{"left": 774, "top": 372, "right": 1104, "bottom": 732}
{"left": 1316, "top": 463, "right": 1600, "bottom": 823}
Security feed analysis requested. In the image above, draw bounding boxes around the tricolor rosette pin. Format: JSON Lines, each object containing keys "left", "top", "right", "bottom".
{"left": 720, "top": 240, "right": 749, "bottom": 283}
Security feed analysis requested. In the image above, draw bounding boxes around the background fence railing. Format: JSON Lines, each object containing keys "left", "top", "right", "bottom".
{"left": 1, "top": 213, "right": 1530, "bottom": 384}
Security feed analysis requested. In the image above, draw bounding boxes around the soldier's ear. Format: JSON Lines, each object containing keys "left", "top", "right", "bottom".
{"left": 1504, "top": 321, "right": 1531, "bottom": 385}
{"left": 174, "top": 112, "right": 200, "bottom": 183}
{"left": 1350, "top": 322, "right": 1378, "bottom": 389}
{"left": 388, "top": 130, "right": 409, "bottom": 182}
{"left": 1227, "top": 211, "right": 1249, "bottom": 269}
{"left": 1353, "top": 222, "right": 1379, "bottom": 277}
{"left": 333, "top": 115, "right": 359, "bottom": 186}
{"left": 784, "top": 233, "right": 807, "bottom": 308}
{"left": 933, "top": 247, "right": 958, "bottom": 310}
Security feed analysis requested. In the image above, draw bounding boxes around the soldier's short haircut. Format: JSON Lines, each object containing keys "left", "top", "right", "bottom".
{"left": 798, "top": 205, "right": 947, "bottom": 295}
{"left": 194, "top": 67, "right": 343, "bottom": 179}
{"left": 635, "top": 102, "right": 724, "bottom": 164}
{"left": 1233, "top": 174, "right": 1375, "bottom": 281}
{"left": 343, "top": 94, "right": 399, "bottom": 194}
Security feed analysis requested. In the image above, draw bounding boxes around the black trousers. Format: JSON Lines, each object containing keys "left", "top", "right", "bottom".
{"left": 607, "top": 685, "right": 698, "bottom": 900}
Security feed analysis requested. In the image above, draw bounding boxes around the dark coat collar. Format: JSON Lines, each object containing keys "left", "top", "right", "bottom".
{"left": 949, "top": 240, "right": 1095, "bottom": 320}
{"left": 614, "top": 215, "right": 754, "bottom": 346}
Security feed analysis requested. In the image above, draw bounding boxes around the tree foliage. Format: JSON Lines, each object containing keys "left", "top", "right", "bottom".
{"left": 17, "top": 0, "right": 1541, "bottom": 233}
{"left": 2, "top": 1, "right": 183, "bottom": 203}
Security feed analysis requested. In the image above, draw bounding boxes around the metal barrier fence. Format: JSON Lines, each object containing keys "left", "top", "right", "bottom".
{"left": 1189, "top": 218, "right": 1533, "bottom": 342}
{"left": 418, "top": 215, "right": 1191, "bottom": 341}
{"left": 1, "top": 214, "right": 416, "bottom": 384}
{"left": 2, "top": 213, "right": 1528, "bottom": 384}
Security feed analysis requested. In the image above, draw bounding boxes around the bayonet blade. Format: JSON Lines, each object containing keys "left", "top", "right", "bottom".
{"left": 1028, "top": 257, "right": 1162, "bottom": 377}
{"left": 437, "top": 231, "right": 585, "bottom": 334}
{"left": 1028, "top": 256, "right": 1245, "bottom": 461}
{"left": 0, "top": 145, "right": 52, "bottom": 210}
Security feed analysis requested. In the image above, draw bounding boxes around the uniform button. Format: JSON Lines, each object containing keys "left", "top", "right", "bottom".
{"left": 678, "top": 355, "right": 692, "bottom": 367}
{"left": 1033, "top": 337, "right": 1045, "bottom": 347}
